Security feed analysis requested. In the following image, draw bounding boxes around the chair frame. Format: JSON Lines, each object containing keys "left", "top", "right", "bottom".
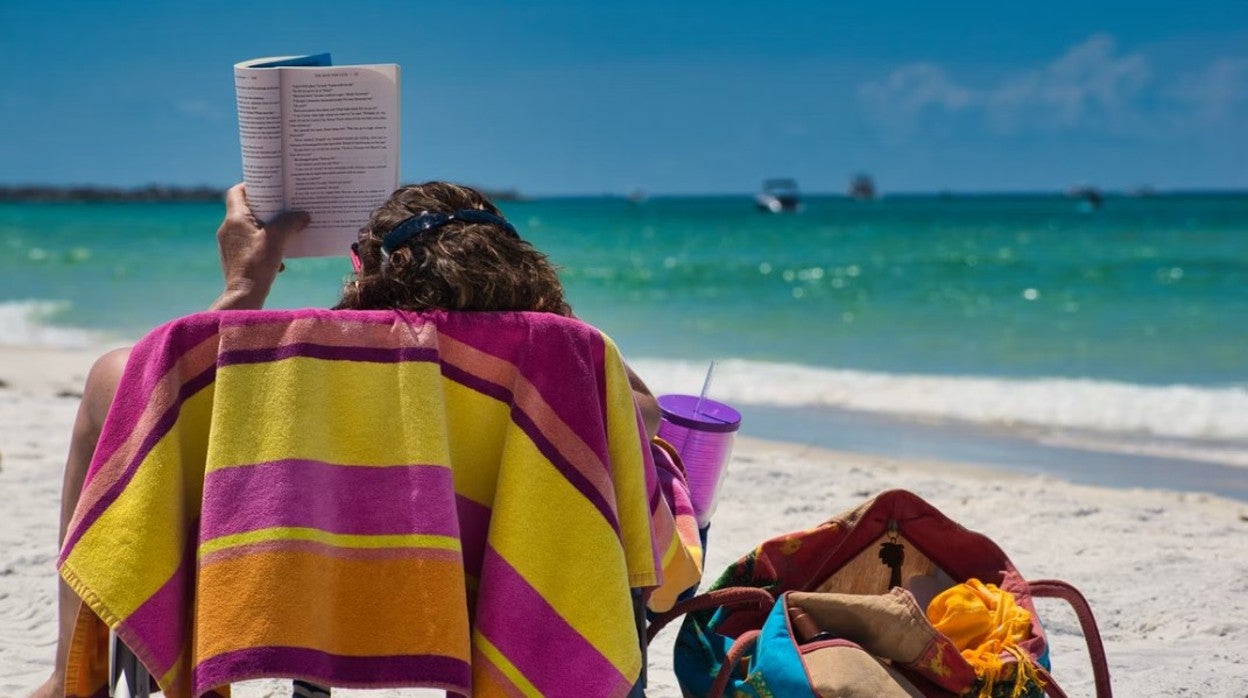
{"left": 110, "top": 632, "right": 150, "bottom": 698}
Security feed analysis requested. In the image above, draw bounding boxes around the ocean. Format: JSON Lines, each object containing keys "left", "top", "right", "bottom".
{"left": 3, "top": 193, "right": 1246, "bottom": 497}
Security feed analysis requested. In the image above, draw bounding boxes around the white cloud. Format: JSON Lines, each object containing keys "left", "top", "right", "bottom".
{"left": 858, "top": 34, "right": 1241, "bottom": 139}
{"left": 856, "top": 63, "right": 974, "bottom": 141}
{"left": 983, "top": 35, "right": 1151, "bottom": 132}
{"left": 1168, "top": 57, "right": 1248, "bottom": 122}
{"left": 858, "top": 62, "right": 974, "bottom": 114}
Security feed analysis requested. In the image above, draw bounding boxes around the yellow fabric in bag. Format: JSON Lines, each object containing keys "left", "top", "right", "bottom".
{"left": 927, "top": 578, "right": 1042, "bottom": 698}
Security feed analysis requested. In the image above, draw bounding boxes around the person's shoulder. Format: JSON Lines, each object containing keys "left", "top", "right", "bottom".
{"left": 79, "top": 346, "right": 132, "bottom": 427}
{"left": 89, "top": 347, "right": 131, "bottom": 382}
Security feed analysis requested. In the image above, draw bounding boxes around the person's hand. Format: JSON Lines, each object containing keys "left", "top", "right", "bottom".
{"left": 209, "top": 183, "right": 310, "bottom": 310}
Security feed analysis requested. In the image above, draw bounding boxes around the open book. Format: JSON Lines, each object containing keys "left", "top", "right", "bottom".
{"left": 234, "top": 54, "right": 400, "bottom": 257}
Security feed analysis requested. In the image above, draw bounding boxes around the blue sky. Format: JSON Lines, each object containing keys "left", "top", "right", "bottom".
{"left": 1, "top": 0, "right": 1245, "bottom": 195}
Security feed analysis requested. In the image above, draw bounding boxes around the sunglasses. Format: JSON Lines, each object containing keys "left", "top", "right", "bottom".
{"left": 382, "top": 210, "right": 518, "bottom": 255}
{"left": 349, "top": 209, "right": 518, "bottom": 274}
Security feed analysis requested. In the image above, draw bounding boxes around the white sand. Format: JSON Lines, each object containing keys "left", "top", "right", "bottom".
{"left": 2, "top": 346, "right": 1247, "bottom": 697}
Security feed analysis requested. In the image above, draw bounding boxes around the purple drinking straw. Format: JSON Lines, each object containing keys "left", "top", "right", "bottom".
{"left": 694, "top": 360, "right": 717, "bottom": 417}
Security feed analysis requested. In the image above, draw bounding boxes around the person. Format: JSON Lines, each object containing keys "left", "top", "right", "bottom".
{"left": 31, "top": 182, "right": 663, "bottom": 698}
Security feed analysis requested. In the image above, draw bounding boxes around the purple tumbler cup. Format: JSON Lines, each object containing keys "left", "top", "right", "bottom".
{"left": 657, "top": 394, "right": 742, "bottom": 528}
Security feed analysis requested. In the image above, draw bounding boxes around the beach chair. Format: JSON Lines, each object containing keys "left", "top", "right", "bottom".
{"left": 109, "top": 635, "right": 149, "bottom": 698}
{"left": 106, "top": 597, "right": 653, "bottom": 698}
{"left": 59, "top": 309, "right": 697, "bottom": 698}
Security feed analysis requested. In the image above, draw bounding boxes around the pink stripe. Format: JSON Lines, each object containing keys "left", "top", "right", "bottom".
{"left": 90, "top": 314, "right": 220, "bottom": 470}
{"left": 218, "top": 342, "right": 438, "bottom": 366}
{"left": 439, "top": 312, "right": 613, "bottom": 467}
{"left": 475, "top": 548, "right": 635, "bottom": 697}
{"left": 455, "top": 495, "right": 491, "bottom": 579}
{"left": 61, "top": 365, "right": 217, "bottom": 562}
{"left": 217, "top": 310, "right": 421, "bottom": 349}
{"left": 442, "top": 363, "right": 621, "bottom": 532}
{"left": 114, "top": 537, "right": 196, "bottom": 681}
{"left": 216, "top": 307, "right": 411, "bottom": 329}
{"left": 200, "top": 460, "right": 459, "bottom": 540}
{"left": 64, "top": 315, "right": 223, "bottom": 566}
{"left": 194, "top": 646, "right": 471, "bottom": 695}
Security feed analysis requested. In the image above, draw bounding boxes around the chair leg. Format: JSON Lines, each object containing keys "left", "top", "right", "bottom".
{"left": 292, "top": 679, "right": 332, "bottom": 697}
{"left": 630, "top": 589, "right": 647, "bottom": 697}
{"left": 109, "top": 632, "right": 150, "bottom": 698}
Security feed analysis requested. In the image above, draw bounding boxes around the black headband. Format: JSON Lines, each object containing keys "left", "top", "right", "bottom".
{"left": 381, "top": 209, "right": 519, "bottom": 256}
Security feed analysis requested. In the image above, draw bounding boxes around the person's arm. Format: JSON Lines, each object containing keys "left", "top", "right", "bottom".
{"left": 209, "top": 183, "right": 310, "bottom": 311}
{"left": 626, "top": 363, "right": 661, "bottom": 440}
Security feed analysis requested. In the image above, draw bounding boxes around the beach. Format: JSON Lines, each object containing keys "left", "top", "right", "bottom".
{"left": 3, "top": 344, "right": 1247, "bottom": 697}
{"left": 6, "top": 0, "right": 1248, "bottom": 692}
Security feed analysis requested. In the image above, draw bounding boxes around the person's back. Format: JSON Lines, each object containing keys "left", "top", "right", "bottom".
{"left": 60, "top": 307, "right": 666, "bottom": 696}
{"left": 32, "top": 181, "right": 679, "bottom": 697}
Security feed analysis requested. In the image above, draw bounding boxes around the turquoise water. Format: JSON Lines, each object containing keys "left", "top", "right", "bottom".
{"left": 525, "top": 194, "right": 1248, "bottom": 385}
{"left": 2, "top": 193, "right": 1247, "bottom": 469}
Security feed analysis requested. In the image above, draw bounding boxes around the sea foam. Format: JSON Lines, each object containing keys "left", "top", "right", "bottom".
{"left": 0, "top": 300, "right": 103, "bottom": 348}
{"left": 632, "top": 357, "right": 1248, "bottom": 444}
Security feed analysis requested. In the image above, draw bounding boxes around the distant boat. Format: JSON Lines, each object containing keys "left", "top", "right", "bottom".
{"left": 627, "top": 188, "right": 648, "bottom": 205}
{"left": 1066, "top": 185, "right": 1103, "bottom": 211}
{"left": 849, "top": 174, "right": 877, "bottom": 200}
{"left": 755, "top": 178, "right": 801, "bottom": 213}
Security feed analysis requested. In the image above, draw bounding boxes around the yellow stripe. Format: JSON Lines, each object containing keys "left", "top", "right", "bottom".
{"left": 483, "top": 336, "right": 655, "bottom": 677}
{"left": 440, "top": 344, "right": 647, "bottom": 674}
{"left": 63, "top": 387, "right": 216, "bottom": 618}
{"left": 208, "top": 357, "right": 450, "bottom": 470}
{"left": 199, "top": 527, "right": 461, "bottom": 556}
{"left": 489, "top": 433, "right": 641, "bottom": 676}
{"left": 443, "top": 378, "right": 513, "bottom": 507}
{"left": 475, "top": 632, "right": 542, "bottom": 697}
{"left": 650, "top": 534, "right": 705, "bottom": 612}
{"left": 660, "top": 533, "right": 686, "bottom": 569}
{"left": 599, "top": 336, "right": 660, "bottom": 587}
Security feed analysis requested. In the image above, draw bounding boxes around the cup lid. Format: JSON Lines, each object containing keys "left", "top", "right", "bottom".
{"left": 658, "top": 394, "right": 742, "bottom": 433}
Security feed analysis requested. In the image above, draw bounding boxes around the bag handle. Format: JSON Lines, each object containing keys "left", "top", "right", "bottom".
{"left": 707, "top": 629, "right": 761, "bottom": 698}
{"left": 645, "top": 586, "right": 775, "bottom": 644}
{"left": 1030, "top": 579, "right": 1113, "bottom": 698}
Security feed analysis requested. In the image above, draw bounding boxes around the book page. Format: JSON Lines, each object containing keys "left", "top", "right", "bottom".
{"left": 233, "top": 66, "right": 285, "bottom": 224}
{"left": 281, "top": 65, "right": 400, "bottom": 257}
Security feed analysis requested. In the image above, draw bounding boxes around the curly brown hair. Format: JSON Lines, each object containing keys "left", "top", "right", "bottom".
{"left": 335, "top": 182, "right": 570, "bottom": 315}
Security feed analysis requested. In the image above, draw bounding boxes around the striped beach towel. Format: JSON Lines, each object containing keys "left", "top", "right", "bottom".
{"left": 58, "top": 308, "right": 701, "bottom": 697}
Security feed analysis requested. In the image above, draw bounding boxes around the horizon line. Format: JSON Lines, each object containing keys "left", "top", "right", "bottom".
{"left": 2, "top": 183, "right": 1247, "bottom": 203}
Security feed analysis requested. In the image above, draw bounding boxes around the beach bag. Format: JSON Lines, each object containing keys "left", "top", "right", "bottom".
{"left": 646, "top": 489, "right": 1112, "bottom": 698}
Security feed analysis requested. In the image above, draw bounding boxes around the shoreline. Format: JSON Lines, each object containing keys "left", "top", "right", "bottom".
{"left": 3, "top": 345, "right": 1248, "bottom": 695}
{"left": 737, "top": 403, "right": 1248, "bottom": 502}
{"left": 6, "top": 338, "right": 1246, "bottom": 495}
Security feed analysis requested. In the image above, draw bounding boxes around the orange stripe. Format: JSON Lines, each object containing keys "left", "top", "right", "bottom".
{"left": 199, "top": 538, "right": 461, "bottom": 567}
{"left": 218, "top": 315, "right": 436, "bottom": 352}
{"left": 196, "top": 550, "right": 470, "bottom": 659}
